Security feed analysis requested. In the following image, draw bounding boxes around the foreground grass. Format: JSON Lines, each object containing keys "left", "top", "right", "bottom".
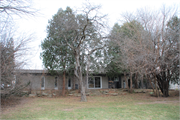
{"left": 1, "top": 93, "right": 179, "bottom": 120}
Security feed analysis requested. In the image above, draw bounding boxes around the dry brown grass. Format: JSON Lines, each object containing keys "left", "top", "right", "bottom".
{"left": 1, "top": 90, "right": 179, "bottom": 120}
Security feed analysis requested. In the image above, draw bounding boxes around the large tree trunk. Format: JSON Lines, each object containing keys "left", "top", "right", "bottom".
{"left": 85, "top": 55, "right": 90, "bottom": 93}
{"left": 154, "top": 76, "right": 160, "bottom": 97}
{"left": 134, "top": 72, "right": 138, "bottom": 89}
{"left": 159, "top": 79, "right": 169, "bottom": 97}
{"left": 75, "top": 52, "right": 87, "bottom": 102}
{"left": 156, "top": 74, "right": 169, "bottom": 97}
{"left": 62, "top": 71, "right": 66, "bottom": 96}
{"left": 78, "top": 79, "right": 81, "bottom": 93}
{"left": 163, "top": 81, "right": 169, "bottom": 97}
{"left": 79, "top": 69, "right": 87, "bottom": 102}
{"left": 157, "top": 80, "right": 169, "bottom": 97}
{"left": 155, "top": 79, "right": 158, "bottom": 97}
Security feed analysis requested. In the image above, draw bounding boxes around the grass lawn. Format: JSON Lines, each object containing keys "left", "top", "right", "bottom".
{"left": 1, "top": 92, "right": 179, "bottom": 120}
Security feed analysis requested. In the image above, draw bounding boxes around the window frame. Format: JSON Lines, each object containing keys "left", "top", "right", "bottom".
{"left": 87, "top": 76, "right": 102, "bottom": 89}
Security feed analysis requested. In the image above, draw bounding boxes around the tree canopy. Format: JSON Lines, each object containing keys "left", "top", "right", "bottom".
{"left": 41, "top": 7, "right": 75, "bottom": 75}
{"left": 41, "top": 4, "right": 108, "bottom": 101}
{"left": 109, "top": 7, "right": 179, "bottom": 96}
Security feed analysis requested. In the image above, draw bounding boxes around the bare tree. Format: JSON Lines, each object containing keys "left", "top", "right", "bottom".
{"left": 0, "top": 0, "right": 36, "bottom": 98}
{"left": 111, "top": 5, "right": 179, "bottom": 96}
{"left": 64, "top": 4, "right": 107, "bottom": 101}
{"left": 0, "top": 29, "right": 34, "bottom": 97}
{"left": 40, "top": 3, "right": 107, "bottom": 102}
{"left": 109, "top": 20, "right": 145, "bottom": 92}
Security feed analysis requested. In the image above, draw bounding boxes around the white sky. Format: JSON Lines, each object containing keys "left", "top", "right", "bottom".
{"left": 14, "top": 0, "right": 180, "bottom": 69}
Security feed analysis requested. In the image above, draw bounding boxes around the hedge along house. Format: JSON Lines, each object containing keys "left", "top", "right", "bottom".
{"left": 19, "top": 69, "right": 131, "bottom": 95}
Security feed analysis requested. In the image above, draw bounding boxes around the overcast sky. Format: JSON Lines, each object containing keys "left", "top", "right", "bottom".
{"left": 15, "top": 0, "right": 180, "bottom": 69}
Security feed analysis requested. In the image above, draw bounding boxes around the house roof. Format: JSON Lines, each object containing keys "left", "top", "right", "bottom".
{"left": 17, "top": 69, "right": 49, "bottom": 74}
{"left": 16, "top": 69, "right": 108, "bottom": 75}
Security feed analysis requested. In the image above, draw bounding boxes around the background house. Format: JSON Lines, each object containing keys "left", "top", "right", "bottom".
{"left": 18, "top": 69, "right": 160, "bottom": 96}
{"left": 19, "top": 69, "right": 131, "bottom": 94}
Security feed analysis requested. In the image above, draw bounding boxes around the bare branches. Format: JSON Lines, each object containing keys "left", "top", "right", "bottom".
{"left": 111, "top": 5, "right": 179, "bottom": 96}
{"left": 0, "top": 0, "right": 36, "bottom": 16}
{"left": 1, "top": 32, "right": 33, "bottom": 97}
{"left": 41, "top": 3, "right": 108, "bottom": 101}
{"left": 0, "top": 0, "right": 36, "bottom": 98}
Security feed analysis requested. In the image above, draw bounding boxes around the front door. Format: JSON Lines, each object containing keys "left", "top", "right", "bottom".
{"left": 108, "top": 76, "right": 121, "bottom": 88}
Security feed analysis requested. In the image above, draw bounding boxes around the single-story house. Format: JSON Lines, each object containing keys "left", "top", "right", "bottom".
{"left": 18, "top": 69, "right": 129, "bottom": 94}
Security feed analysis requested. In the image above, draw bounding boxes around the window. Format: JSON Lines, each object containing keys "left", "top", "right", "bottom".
{"left": 114, "top": 77, "right": 119, "bottom": 82}
{"left": 55, "top": 77, "right": 58, "bottom": 89}
{"left": 88, "top": 77, "right": 101, "bottom": 89}
{"left": 88, "top": 77, "right": 94, "bottom": 88}
{"left": 95, "top": 77, "right": 101, "bottom": 88}
{"left": 41, "top": 76, "right": 45, "bottom": 90}
{"left": 68, "top": 78, "right": 71, "bottom": 89}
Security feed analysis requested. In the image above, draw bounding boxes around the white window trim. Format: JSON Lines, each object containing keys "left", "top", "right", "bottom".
{"left": 87, "top": 76, "right": 102, "bottom": 89}
{"left": 54, "top": 77, "right": 58, "bottom": 90}
{"left": 123, "top": 80, "right": 126, "bottom": 88}
{"left": 41, "top": 76, "right": 45, "bottom": 90}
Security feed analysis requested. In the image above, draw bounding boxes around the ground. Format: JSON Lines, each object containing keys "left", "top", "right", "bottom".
{"left": 1, "top": 89, "right": 180, "bottom": 120}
